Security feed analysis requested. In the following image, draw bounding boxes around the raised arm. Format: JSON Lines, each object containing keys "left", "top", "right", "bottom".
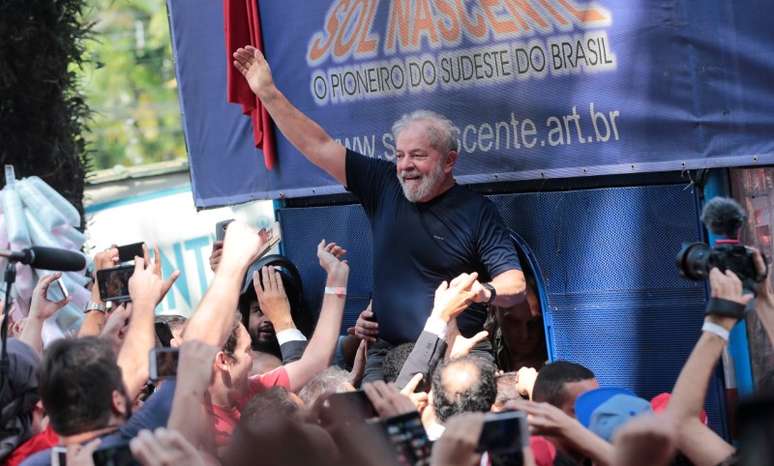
{"left": 78, "top": 247, "right": 119, "bottom": 337}
{"left": 232, "top": 46, "right": 346, "bottom": 185}
{"left": 19, "top": 273, "right": 69, "bottom": 355}
{"left": 118, "top": 246, "right": 179, "bottom": 399}
{"left": 184, "top": 222, "right": 270, "bottom": 347}
{"left": 284, "top": 240, "right": 349, "bottom": 392}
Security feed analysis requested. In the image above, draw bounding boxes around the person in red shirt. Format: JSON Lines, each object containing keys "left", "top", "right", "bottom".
{"left": 201, "top": 232, "right": 350, "bottom": 448}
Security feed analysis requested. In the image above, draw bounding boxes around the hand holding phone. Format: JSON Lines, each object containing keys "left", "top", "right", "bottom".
{"left": 215, "top": 219, "right": 235, "bottom": 242}
{"left": 476, "top": 411, "right": 528, "bottom": 454}
{"left": 378, "top": 411, "right": 432, "bottom": 466}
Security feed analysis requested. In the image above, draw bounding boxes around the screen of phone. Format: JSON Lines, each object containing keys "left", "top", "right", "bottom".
{"left": 476, "top": 411, "right": 527, "bottom": 454}
{"left": 379, "top": 411, "right": 432, "bottom": 466}
{"left": 117, "top": 242, "right": 144, "bottom": 263}
{"left": 96, "top": 265, "right": 134, "bottom": 303}
{"left": 150, "top": 348, "right": 179, "bottom": 381}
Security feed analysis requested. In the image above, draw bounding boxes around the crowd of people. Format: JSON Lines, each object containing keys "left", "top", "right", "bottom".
{"left": 0, "top": 221, "right": 771, "bottom": 466}
{"left": 0, "top": 43, "right": 772, "bottom": 466}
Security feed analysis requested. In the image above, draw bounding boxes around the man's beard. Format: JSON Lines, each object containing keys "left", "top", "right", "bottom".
{"left": 398, "top": 162, "right": 446, "bottom": 203}
{"left": 250, "top": 329, "right": 281, "bottom": 358}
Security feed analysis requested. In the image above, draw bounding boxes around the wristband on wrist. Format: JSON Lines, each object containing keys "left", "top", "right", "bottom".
{"left": 324, "top": 286, "right": 346, "bottom": 297}
{"left": 702, "top": 321, "right": 730, "bottom": 342}
{"left": 85, "top": 301, "right": 107, "bottom": 314}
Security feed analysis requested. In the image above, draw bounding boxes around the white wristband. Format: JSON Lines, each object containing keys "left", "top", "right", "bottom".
{"left": 324, "top": 286, "right": 346, "bottom": 297}
{"left": 702, "top": 321, "right": 730, "bottom": 342}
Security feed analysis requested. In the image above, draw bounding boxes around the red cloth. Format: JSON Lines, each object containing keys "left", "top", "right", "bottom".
{"left": 3, "top": 426, "right": 59, "bottom": 466}
{"left": 224, "top": 0, "right": 276, "bottom": 170}
{"left": 650, "top": 392, "right": 708, "bottom": 425}
{"left": 529, "top": 435, "right": 557, "bottom": 466}
{"left": 210, "top": 366, "right": 290, "bottom": 446}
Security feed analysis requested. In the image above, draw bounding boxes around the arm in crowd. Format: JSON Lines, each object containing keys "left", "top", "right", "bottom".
{"left": 78, "top": 247, "right": 118, "bottom": 337}
{"left": 665, "top": 266, "right": 752, "bottom": 466}
{"left": 253, "top": 265, "right": 307, "bottom": 363}
{"left": 185, "top": 222, "right": 270, "bottom": 347}
{"left": 167, "top": 340, "right": 219, "bottom": 452}
{"left": 512, "top": 399, "right": 613, "bottom": 466}
{"left": 18, "top": 273, "right": 69, "bottom": 355}
{"left": 284, "top": 240, "right": 348, "bottom": 392}
{"left": 395, "top": 272, "right": 480, "bottom": 391}
{"left": 232, "top": 46, "right": 346, "bottom": 185}
{"left": 118, "top": 247, "right": 179, "bottom": 399}
{"left": 484, "top": 269, "right": 527, "bottom": 308}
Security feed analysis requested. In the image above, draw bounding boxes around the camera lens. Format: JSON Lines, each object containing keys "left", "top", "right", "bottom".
{"left": 676, "top": 242, "right": 711, "bottom": 280}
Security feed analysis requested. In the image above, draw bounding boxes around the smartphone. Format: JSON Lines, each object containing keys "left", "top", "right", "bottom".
{"left": 117, "top": 242, "right": 144, "bottom": 263}
{"left": 46, "top": 276, "right": 69, "bottom": 302}
{"left": 96, "top": 265, "right": 134, "bottom": 303}
{"left": 51, "top": 446, "right": 67, "bottom": 466}
{"left": 149, "top": 347, "right": 179, "bottom": 381}
{"left": 378, "top": 411, "right": 432, "bottom": 466}
{"left": 154, "top": 321, "right": 174, "bottom": 348}
{"left": 326, "top": 390, "right": 377, "bottom": 420}
{"left": 92, "top": 444, "right": 135, "bottom": 466}
{"left": 476, "top": 411, "right": 528, "bottom": 454}
{"left": 215, "top": 219, "right": 235, "bottom": 241}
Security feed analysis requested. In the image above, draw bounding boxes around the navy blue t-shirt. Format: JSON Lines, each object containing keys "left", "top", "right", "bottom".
{"left": 20, "top": 381, "right": 176, "bottom": 466}
{"left": 345, "top": 149, "right": 521, "bottom": 344}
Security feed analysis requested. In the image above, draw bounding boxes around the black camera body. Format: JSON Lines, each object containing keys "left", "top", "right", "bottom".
{"left": 676, "top": 241, "right": 765, "bottom": 290}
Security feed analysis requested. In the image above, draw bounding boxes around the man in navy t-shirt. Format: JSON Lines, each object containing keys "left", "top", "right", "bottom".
{"left": 233, "top": 47, "right": 527, "bottom": 381}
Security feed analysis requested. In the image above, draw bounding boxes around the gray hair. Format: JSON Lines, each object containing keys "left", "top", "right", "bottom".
{"left": 391, "top": 110, "right": 459, "bottom": 154}
{"left": 298, "top": 366, "right": 352, "bottom": 406}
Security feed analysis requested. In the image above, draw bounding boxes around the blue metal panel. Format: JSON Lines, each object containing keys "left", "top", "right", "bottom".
{"left": 277, "top": 183, "right": 727, "bottom": 437}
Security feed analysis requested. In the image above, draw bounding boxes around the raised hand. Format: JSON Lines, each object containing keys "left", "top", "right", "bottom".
{"left": 363, "top": 380, "right": 417, "bottom": 419}
{"left": 445, "top": 318, "right": 489, "bottom": 361}
{"left": 317, "top": 239, "right": 347, "bottom": 273}
{"left": 29, "top": 273, "right": 69, "bottom": 320}
{"left": 431, "top": 272, "right": 479, "bottom": 322}
{"left": 254, "top": 266, "right": 294, "bottom": 331}
{"left": 233, "top": 46, "right": 275, "bottom": 100}
{"left": 221, "top": 221, "right": 273, "bottom": 271}
{"left": 708, "top": 267, "right": 752, "bottom": 331}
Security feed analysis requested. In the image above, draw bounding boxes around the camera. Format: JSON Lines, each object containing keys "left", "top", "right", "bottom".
{"left": 676, "top": 197, "right": 767, "bottom": 292}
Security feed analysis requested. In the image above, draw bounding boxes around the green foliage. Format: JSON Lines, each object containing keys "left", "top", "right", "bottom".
{"left": 80, "top": 0, "right": 186, "bottom": 171}
{"left": 0, "top": 0, "right": 91, "bottom": 222}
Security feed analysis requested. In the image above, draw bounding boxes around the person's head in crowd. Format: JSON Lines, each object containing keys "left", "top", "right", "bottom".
{"left": 228, "top": 408, "right": 339, "bottom": 466}
{"left": 38, "top": 337, "right": 130, "bottom": 437}
{"left": 0, "top": 339, "right": 43, "bottom": 459}
{"left": 588, "top": 394, "right": 652, "bottom": 442}
{"left": 532, "top": 360, "right": 598, "bottom": 417}
{"left": 212, "top": 317, "right": 255, "bottom": 401}
{"left": 432, "top": 356, "right": 497, "bottom": 423}
{"left": 238, "top": 258, "right": 312, "bottom": 358}
{"left": 492, "top": 371, "right": 521, "bottom": 412}
{"left": 391, "top": 110, "right": 460, "bottom": 203}
{"left": 298, "top": 366, "right": 354, "bottom": 406}
{"left": 241, "top": 386, "right": 302, "bottom": 421}
{"left": 164, "top": 316, "right": 187, "bottom": 348}
{"left": 382, "top": 342, "right": 414, "bottom": 383}
{"left": 489, "top": 264, "right": 547, "bottom": 371}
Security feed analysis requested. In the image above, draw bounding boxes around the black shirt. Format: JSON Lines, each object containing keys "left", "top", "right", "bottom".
{"left": 345, "top": 149, "right": 521, "bottom": 344}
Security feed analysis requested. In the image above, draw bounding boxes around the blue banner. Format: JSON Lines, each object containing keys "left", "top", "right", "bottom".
{"left": 167, "top": 0, "right": 774, "bottom": 208}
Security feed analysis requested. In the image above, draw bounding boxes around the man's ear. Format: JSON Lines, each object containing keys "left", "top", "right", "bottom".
{"left": 444, "top": 150, "right": 458, "bottom": 174}
{"left": 111, "top": 390, "right": 128, "bottom": 417}
{"left": 214, "top": 351, "right": 230, "bottom": 371}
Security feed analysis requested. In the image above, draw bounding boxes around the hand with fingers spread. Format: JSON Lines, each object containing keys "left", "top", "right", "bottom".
{"left": 317, "top": 239, "right": 348, "bottom": 273}
{"left": 232, "top": 46, "right": 275, "bottom": 101}
{"left": 254, "top": 266, "right": 295, "bottom": 331}
{"left": 445, "top": 318, "right": 489, "bottom": 361}
{"left": 65, "top": 439, "right": 100, "bottom": 466}
{"left": 209, "top": 240, "right": 223, "bottom": 272}
{"left": 431, "top": 272, "right": 479, "bottom": 323}
{"left": 431, "top": 412, "right": 485, "bottom": 466}
{"left": 363, "top": 380, "right": 417, "bottom": 419}
{"left": 347, "top": 301, "right": 379, "bottom": 343}
{"left": 129, "top": 428, "right": 206, "bottom": 466}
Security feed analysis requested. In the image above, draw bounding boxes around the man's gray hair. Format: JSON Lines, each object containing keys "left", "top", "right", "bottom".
{"left": 391, "top": 110, "right": 459, "bottom": 154}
